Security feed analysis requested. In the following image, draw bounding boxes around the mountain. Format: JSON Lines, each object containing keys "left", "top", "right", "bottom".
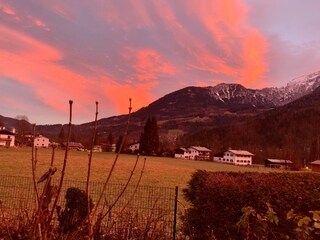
{"left": 2, "top": 70, "right": 320, "bottom": 149}
{"left": 261, "top": 70, "right": 320, "bottom": 105}
{"left": 178, "top": 85, "right": 320, "bottom": 166}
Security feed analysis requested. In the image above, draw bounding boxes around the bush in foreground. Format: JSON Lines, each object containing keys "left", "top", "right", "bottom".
{"left": 183, "top": 171, "right": 320, "bottom": 239}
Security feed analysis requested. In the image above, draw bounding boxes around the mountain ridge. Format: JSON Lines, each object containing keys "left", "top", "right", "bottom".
{"left": 1, "top": 70, "right": 320, "bottom": 149}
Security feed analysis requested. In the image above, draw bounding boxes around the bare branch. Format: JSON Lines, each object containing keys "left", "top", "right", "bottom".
{"left": 47, "top": 100, "right": 73, "bottom": 227}
{"left": 91, "top": 98, "right": 132, "bottom": 218}
{"left": 86, "top": 101, "right": 99, "bottom": 239}
{"left": 31, "top": 124, "right": 39, "bottom": 205}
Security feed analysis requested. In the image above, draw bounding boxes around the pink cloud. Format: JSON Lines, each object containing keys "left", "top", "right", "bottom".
{"left": 98, "top": 0, "right": 154, "bottom": 30}
{"left": 151, "top": 0, "right": 269, "bottom": 87}
{"left": 0, "top": 24, "right": 95, "bottom": 114}
{"left": 122, "top": 47, "right": 177, "bottom": 82}
{"left": 0, "top": 3, "right": 15, "bottom": 15}
{"left": 28, "top": 16, "right": 50, "bottom": 31}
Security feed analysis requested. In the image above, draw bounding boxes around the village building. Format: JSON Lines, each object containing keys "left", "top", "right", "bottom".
{"left": 213, "top": 149, "right": 254, "bottom": 165}
{"left": 174, "top": 148, "right": 191, "bottom": 159}
{"left": 20, "top": 133, "right": 34, "bottom": 146}
{"left": 92, "top": 145, "right": 102, "bottom": 152}
{"left": 310, "top": 160, "right": 320, "bottom": 172}
{"left": 265, "top": 159, "right": 292, "bottom": 169}
{"left": 175, "top": 146, "right": 212, "bottom": 160}
{"left": 189, "top": 146, "right": 212, "bottom": 160}
{"left": 0, "top": 127, "right": 15, "bottom": 147}
{"left": 127, "top": 142, "right": 140, "bottom": 153}
{"left": 61, "top": 142, "right": 85, "bottom": 151}
{"left": 34, "top": 135, "right": 50, "bottom": 148}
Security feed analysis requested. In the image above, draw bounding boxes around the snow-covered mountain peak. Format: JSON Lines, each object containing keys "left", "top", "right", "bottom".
{"left": 288, "top": 71, "right": 320, "bottom": 88}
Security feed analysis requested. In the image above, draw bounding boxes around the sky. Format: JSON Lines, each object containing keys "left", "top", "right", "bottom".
{"left": 1, "top": 0, "right": 320, "bottom": 125}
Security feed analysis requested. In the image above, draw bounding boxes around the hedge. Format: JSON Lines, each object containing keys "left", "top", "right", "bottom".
{"left": 182, "top": 171, "right": 320, "bottom": 240}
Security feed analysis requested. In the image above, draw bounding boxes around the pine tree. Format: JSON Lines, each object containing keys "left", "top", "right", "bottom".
{"left": 58, "top": 126, "right": 65, "bottom": 143}
{"left": 115, "top": 135, "right": 127, "bottom": 153}
{"left": 139, "top": 116, "right": 159, "bottom": 155}
{"left": 107, "top": 133, "right": 114, "bottom": 144}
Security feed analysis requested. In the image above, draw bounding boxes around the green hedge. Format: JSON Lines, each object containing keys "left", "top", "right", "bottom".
{"left": 182, "top": 171, "right": 320, "bottom": 240}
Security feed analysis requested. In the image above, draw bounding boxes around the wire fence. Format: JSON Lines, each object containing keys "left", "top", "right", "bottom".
{"left": 0, "top": 175, "right": 178, "bottom": 239}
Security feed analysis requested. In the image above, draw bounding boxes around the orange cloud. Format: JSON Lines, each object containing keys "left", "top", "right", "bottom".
{"left": 99, "top": 0, "right": 153, "bottom": 29}
{"left": 152, "top": 0, "right": 268, "bottom": 87}
{"left": 104, "top": 81, "right": 158, "bottom": 113}
{"left": 0, "top": 24, "right": 95, "bottom": 114}
{"left": 123, "top": 47, "right": 177, "bottom": 82}
{"left": 28, "top": 16, "right": 50, "bottom": 31}
{"left": 240, "top": 29, "right": 268, "bottom": 85}
{"left": 0, "top": 3, "right": 15, "bottom": 15}
{"left": 82, "top": 62, "right": 159, "bottom": 114}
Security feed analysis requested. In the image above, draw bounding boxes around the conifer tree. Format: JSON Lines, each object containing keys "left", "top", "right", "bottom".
{"left": 139, "top": 116, "right": 159, "bottom": 155}
{"left": 58, "top": 126, "right": 65, "bottom": 143}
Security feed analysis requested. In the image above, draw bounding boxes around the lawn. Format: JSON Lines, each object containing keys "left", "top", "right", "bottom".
{"left": 0, "top": 147, "right": 288, "bottom": 234}
{"left": 0, "top": 147, "right": 281, "bottom": 190}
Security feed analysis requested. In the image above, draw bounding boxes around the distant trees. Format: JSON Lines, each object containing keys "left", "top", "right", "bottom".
{"left": 139, "top": 117, "right": 159, "bottom": 155}
{"left": 58, "top": 127, "right": 65, "bottom": 143}
{"left": 107, "top": 133, "right": 114, "bottom": 145}
{"left": 15, "top": 115, "right": 31, "bottom": 145}
{"left": 115, "top": 135, "right": 127, "bottom": 153}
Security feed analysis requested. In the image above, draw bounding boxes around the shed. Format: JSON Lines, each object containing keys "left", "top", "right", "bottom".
{"left": 310, "top": 160, "right": 320, "bottom": 172}
{"left": 265, "top": 159, "right": 292, "bottom": 168}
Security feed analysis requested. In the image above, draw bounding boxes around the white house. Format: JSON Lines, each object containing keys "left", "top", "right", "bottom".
{"left": 214, "top": 149, "right": 254, "bottom": 165}
{"left": 174, "top": 148, "right": 191, "bottom": 159}
{"left": 34, "top": 135, "right": 50, "bottom": 148}
{"left": 0, "top": 127, "right": 15, "bottom": 147}
{"left": 127, "top": 142, "right": 140, "bottom": 153}
{"left": 188, "top": 146, "right": 212, "bottom": 160}
{"left": 175, "top": 146, "right": 212, "bottom": 160}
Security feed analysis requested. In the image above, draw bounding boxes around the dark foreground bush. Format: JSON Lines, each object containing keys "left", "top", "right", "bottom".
{"left": 58, "top": 187, "right": 93, "bottom": 234}
{"left": 183, "top": 171, "right": 320, "bottom": 240}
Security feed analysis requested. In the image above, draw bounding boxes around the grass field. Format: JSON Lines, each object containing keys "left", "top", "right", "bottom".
{"left": 0, "top": 147, "right": 291, "bottom": 234}
{"left": 0, "top": 147, "right": 281, "bottom": 190}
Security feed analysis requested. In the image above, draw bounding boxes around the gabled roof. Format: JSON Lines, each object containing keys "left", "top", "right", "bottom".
{"left": 63, "top": 142, "right": 84, "bottom": 148}
{"left": 266, "top": 159, "right": 292, "bottom": 164}
{"left": 189, "top": 146, "right": 212, "bottom": 152}
{"left": 227, "top": 149, "right": 254, "bottom": 156}
{"left": 128, "top": 142, "right": 140, "bottom": 147}
{"left": 311, "top": 160, "right": 320, "bottom": 165}
{"left": 0, "top": 129, "right": 15, "bottom": 136}
{"left": 35, "top": 135, "right": 49, "bottom": 139}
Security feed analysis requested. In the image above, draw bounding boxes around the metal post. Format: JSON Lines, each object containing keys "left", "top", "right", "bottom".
{"left": 173, "top": 186, "right": 178, "bottom": 240}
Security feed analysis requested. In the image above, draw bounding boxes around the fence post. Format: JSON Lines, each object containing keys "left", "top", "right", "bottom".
{"left": 173, "top": 186, "right": 178, "bottom": 240}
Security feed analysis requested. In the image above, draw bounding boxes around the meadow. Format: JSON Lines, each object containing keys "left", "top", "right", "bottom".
{"left": 0, "top": 147, "right": 295, "bottom": 239}
{"left": 0, "top": 147, "right": 280, "bottom": 190}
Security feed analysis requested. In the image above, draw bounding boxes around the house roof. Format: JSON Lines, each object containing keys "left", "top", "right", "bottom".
{"left": 266, "top": 159, "right": 293, "bottom": 164}
{"left": 311, "top": 160, "right": 320, "bottom": 165}
{"left": 0, "top": 129, "right": 15, "bottom": 135}
{"left": 35, "top": 135, "right": 49, "bottom": 139}
{"left": 63, "top": 142, "right": 84, "bottom": 148}
{"left": 189, "top": 146, "right": 212, "bottom": 152}
{"left": 128, "top": 142, "right": 140, "bottom": 147}
{"left": 228, "top": 149, "right": 254, "bottom": 156}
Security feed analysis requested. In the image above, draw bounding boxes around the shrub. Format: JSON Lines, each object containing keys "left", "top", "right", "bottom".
{"left": 183, "top": 171, "right": 320, "bottom": 239}
{"left": 58, "top": 187, "right": 93, "bottom": 234}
